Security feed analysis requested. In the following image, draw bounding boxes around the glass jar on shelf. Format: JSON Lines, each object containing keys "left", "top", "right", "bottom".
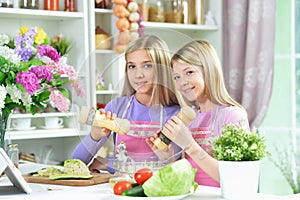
{"left": 0, "top": 0, "right": 13, "bottom": 8}
{"left": 64, "top": 0, "right": 76, "bottom": 12}
{"left": 95, "top": 0, "right": 112, "bottom": 9}
{"left": 7, "top": 143, "right": 19, "bottom": 168}
{"left": 44, "top": 0, "right": 60, "bottom": 11}
{"left": 20, "top": 0, "right": 39, "bottom": 9}
{"left": 136, "top": 0, "right": 149, "bottom": 22}
{"left": 165, "top": 0, "right": 184, "bottom": 23}
{"left": 148, "top": 0, "right": 165, "bottom": 22}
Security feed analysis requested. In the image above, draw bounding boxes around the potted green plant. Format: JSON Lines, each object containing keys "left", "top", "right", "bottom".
{"left": 211, "top": 123, "right": 270, "bottom": 199}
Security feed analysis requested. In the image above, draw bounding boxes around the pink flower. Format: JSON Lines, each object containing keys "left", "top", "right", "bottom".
{"left": 71, "top": 78, "right": 86, "bottom": 97}
{"left": 56, "top": 62, "right": 77, "bottom": 80}
{"left": 50, "top": 89, "right": 69, "bottom": 112}
{"left": 45, "top": 61, "right": 77, "bottom": 80}
{"left": 44, "top": 61, "right": 85, "bottom": 97}
{"left": 16, "top": 71, "right": 40, "bottom": 95}
{"left": 29, "top": 66, "right": 53, "bottom": 82}
{"left": 36, "top": 44, "right": 61, "bottom": 62}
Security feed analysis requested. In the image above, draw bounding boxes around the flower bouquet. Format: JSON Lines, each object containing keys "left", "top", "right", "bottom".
{"left": 0, "top": 26, "right": 85, "bottom": 149}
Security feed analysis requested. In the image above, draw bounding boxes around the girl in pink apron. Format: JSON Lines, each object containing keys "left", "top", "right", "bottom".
{"left": 72, "top": 35, "right": 181, "bottom": 172}
{"left": 161, "top": 40, "right": 250, "bottom": 187}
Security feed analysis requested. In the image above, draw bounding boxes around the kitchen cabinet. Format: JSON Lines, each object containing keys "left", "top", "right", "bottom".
{"left": 0, "top": 1, "right": 90, "bottom": 162}
{"left": 88, "top": 2, "right": 122, "bottom": 109}
{"left": 142, "top": 0, "right": 222, "bottom": 56}
{"left": 7, "top": 111, "right": 81, "bottom": 140}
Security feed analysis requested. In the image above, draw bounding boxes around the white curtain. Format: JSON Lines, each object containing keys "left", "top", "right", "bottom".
{"left": 222, "top": 0, "right": 277, "bottom": 128}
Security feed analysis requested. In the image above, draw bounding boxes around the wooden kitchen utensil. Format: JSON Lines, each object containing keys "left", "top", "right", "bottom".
{"left": 78, "top": 106, "right": 130, "bottom": 135}
{"left": 153, "top": 106, "right": 196, "bottom": 150}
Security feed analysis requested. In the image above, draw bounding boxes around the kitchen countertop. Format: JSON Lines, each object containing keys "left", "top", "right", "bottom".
{"left": 0, "top": 162, "right": 299, "bottom": 200}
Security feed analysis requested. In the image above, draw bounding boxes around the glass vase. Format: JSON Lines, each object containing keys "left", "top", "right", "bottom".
{"left": 0, "top": 115, "right": 8, "bottom": 150}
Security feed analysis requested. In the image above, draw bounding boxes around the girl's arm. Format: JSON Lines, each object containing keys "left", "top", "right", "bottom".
{"left": 185, "top": 141, "right": 220, "bottom": 182}
{"left": 72, "top": 133, "right": 109, "bottom": 164}
{"left": 163, "top": 116, "right": 220, "bottom": 183}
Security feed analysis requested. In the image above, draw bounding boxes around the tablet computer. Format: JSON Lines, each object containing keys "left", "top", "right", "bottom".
{"left": 0, "top": 147, "right": 32, "bottom": 194}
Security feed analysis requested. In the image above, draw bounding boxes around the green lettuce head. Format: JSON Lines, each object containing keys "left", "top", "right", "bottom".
{"left": 142, "top": 159, "right": 198, "bottom": 197}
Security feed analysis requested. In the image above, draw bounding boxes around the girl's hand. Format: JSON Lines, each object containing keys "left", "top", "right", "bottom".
{"left": 90, "top": 109, "right": 116, "bottom": 141}
{"left": 163, "top": 116, "right": 194, "bottom": 150}
{"left": 146, "top": 131, "right": 175, "bottom": 161}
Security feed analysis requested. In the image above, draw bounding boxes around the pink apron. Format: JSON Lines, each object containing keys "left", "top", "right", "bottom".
{"left": 186, "top": 107, "right": 220, "bottom": 187}
{"left": 116, "top": 96, "right": 163, "bottom": 162}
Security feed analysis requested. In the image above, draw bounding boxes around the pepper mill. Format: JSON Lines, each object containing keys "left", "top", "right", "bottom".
{"left": 153, "top": 106, "right": 196, "bottom": 150}
{"left": 78, "top": 107, "right": 130, "bottom": 135}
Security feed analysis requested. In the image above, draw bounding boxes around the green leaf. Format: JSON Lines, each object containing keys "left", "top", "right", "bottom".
{"left": 0, "top": 72, "right": 5, "bottom": 81}
{"left": 211, "top": 123, "right": 270, "bottom": 161}
{"left": 57, "top": 88, "right": 70, "bottom": 99}
{"left": 34, "top": 90, "right": 51, "bottom": 102}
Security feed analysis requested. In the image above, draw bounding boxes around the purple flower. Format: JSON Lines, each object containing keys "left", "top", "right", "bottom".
{"left": 16, "top": 71, "right": 40, "bottom": 95}
{"left": 14, "top": 35, "right": 23, "bottom": 47}
{"left": 23, "top": 29, "right": 36, "bottom": 47}
{"left": 29, "top": 66, "right": 53, "bottom": 82}
{"left": 36, "top": 45, "right": 61, "bottom": 62}
{"left": 14, "top": 29, "right": 36, "bottom": 61}
{"left": 14, "top": 46, "right": 34, "bottom": 61}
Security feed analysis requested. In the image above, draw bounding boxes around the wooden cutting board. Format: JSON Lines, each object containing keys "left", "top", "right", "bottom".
{"left": 23, "top": 173, "right": 112, "bottom": 186}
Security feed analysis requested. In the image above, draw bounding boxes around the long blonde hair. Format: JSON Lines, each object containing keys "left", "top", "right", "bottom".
{"left": 171, "top": 40, "right": 244, "bottom": 109}
{"left": 121, "top": 35, "right": 179, "bottom": 106}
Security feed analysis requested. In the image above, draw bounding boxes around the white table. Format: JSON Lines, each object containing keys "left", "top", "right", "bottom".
{"left": 0, "top": 162, "right": 298, "bottom": 200}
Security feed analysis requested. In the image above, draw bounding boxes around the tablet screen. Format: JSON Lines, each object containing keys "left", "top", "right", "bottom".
{"left": 0, "top": 147, "right": 32, "bottom": 194}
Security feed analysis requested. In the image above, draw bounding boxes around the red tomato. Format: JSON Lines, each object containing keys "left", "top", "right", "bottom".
{"left": 134, "top": 168, "right": 153, "bottom": 185}
{"left": 113, "top": 181, "right": 132, "bottom": 195}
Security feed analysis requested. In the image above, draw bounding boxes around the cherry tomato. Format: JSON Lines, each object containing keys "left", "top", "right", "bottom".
{"left": 134, "top": 168, "right": 153, "bottom": 185}
{"left": 113, "top": 181, "right": 132, "bottom": 195}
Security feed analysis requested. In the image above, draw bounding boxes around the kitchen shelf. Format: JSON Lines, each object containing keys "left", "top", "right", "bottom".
{"left": 0, "top": 1, "right": 90, "bottom": 162}
{"left": 7, "top": 129, "right": 87, "bottom": 140}
{"left": 9, "top": 112, "right": 76, "bottom": 119}
{"left": 94, "top": 8, "right": 113, "bottom": 14}
{"left": 0, "top": 8, "right": 84, "bottom": 20}
{"left": 7, "top": 112, "right": 87, "bottom": 140}
{"left": 141, "top": 22, "right": 218, "bottom": 31}
{"left": 95, "top": 49, "right": 115, "bottom": 54}
{"left": 95, "top": 90, "right": 119, "bottom": 95}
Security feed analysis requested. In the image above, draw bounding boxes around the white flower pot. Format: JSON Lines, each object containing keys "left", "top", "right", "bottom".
{"left": 218, "top": 160, "right": 260, "bottom": 200}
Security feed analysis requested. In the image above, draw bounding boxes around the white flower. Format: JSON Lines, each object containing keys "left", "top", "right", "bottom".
{"left": 6, "top": 85, "right": 22, "bottom": 103}
{"left": 59, "top": 55, "right": 68, "bottom": 64}
{"left": 40, "top": 55, "right": 52, "bottom": 63}
{"left": 0, "top": 85, "right": 7, "bottom": 113}
{"left": 0, "top": 46, "right": 21, "bottom": 66}
{"left": 0, "top": 34, "right": 9, "bottom": 46}
{"left": 20, "top": 92, "right": 32, "bottom": 110}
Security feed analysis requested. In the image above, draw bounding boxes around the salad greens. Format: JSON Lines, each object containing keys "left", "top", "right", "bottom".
{"left": 142, "top": 159, "right": 198, "bottom": 197}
